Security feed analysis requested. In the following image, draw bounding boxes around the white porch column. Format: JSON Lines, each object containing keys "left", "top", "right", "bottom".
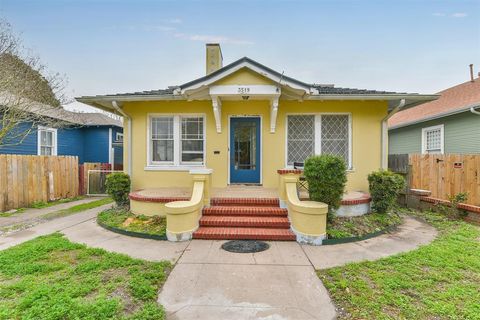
{"left": 270, "top": 97, "right": 279, "bottom": 133}
{"left": 212, "top": 96, "right": 222, "bottom": 133}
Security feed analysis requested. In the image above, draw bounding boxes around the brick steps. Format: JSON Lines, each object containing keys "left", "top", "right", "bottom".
{"left": 202, "top": 206, "right": 288, "bottom": 217}
{"left": 193, "top": 196, "right": 295, "bottom": 241}
{"left": 193, "top": 227, "right": 296, "bottom": 241}
{"left": 200, "top": 216, "right": 290, "bottom": 228}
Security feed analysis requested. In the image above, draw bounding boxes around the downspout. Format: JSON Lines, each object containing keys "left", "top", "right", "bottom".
{"left": 111, "top": 101, "right": 132, "bottom": 178}
{"left": 471, "top": 106, "right": 480, "bottom": 115}
{"left": 381, "top": 99, "right": 406, "bottom": 169}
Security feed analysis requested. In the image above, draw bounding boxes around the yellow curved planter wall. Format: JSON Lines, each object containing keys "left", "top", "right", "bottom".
{"left": 284, "top": 176, "right": 328, "bottom": 243}
{"left": 165, "top": 176, "right": 205, "bottom": 241}
{"left": 130, "top": 199, "right": 166, "bottom": 217}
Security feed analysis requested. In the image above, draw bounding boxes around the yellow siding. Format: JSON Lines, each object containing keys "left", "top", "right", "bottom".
{"left": 123, "top": 99, "right": 387, "bottom": 192}
{"left": 213, "top": 68, "right": 274, "bottom": 85}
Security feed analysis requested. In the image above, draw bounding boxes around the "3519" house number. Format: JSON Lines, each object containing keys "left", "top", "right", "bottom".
{"left": 237, "top": 87, "right": 251, "bottom": 94}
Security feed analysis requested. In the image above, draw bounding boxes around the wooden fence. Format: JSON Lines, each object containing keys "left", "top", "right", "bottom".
{"left": 389, "top": 154, "right": 480, "bottom": 206}
{"left": 79, "top": 163, "right": 123, "bottom": 195}
{"left": 0, "top": 155, "right": 79, "bottom": 212}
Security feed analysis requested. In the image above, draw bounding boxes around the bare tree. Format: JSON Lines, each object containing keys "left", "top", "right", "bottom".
{"left": 0, "top": 18, "right": 73, "bottom": 146}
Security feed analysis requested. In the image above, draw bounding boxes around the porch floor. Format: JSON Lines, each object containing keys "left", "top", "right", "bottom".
{"left": 212, "top": 186, "right": 278, "bottom": 199}
{"left": 131, "top": 187, "right": 369, "bottom": 203}
{"left": 131, "top": 186, "right": 279, "bottom": 201}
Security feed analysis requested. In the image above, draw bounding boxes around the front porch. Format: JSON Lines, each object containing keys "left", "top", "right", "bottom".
{"left": 129, "top": 181, "right": 371, "bottom": 243}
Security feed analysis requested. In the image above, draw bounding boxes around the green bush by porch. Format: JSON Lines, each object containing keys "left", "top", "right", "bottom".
{"left": 304, "top": 154, "right": 347, "bottom": 213}
{"left": 368, "top": 170, "right": 405, "bottom": 213}
{"left": 106, "top": 173, "right": 131, "bottom": 207}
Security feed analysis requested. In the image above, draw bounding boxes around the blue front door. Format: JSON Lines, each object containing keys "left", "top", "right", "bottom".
{"left": 230, "top": 117, "right": 261, "bottom": 184}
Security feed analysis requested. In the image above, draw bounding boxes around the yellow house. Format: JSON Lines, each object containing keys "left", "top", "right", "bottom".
{"left": 77, "top": 44, "right": 436, "bottom": 244}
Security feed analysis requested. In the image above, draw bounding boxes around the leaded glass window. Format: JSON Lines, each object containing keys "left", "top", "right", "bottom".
{"left": 287, "top": 115, "right": 315, "bottom": 165}
{"left": 321, "top": 115, "right": 349, "bottom": 165}
{"left": 286, "top": 114, "right": 351, "bottom": 168}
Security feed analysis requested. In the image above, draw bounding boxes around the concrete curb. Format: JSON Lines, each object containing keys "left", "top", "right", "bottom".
{"left": 96, "top": 219, "right": 167, "bottom": 241}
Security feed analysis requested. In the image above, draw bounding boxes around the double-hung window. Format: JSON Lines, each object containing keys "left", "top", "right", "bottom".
{"left": 422, "top": 124, "right": 444, "bottom": 154}
{"left": 37, "top": 126, "right": 57, "bottom": 156}
{"left": 149, "top": 115, "right": 205, "bottom": 166}
{"left": 287, "top": 114, "right": 351, "bottom": 168}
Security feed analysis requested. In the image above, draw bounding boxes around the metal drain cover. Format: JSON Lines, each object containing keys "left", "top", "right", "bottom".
{"left": 221, "top": 240, "right": 270, "bottom": 253}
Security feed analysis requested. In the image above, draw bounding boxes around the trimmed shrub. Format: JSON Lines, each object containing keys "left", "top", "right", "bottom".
{"left": 105, "top": 172, "right": 131, "bottom": 207}
{"left": 368, "top": 170, "right": 405, "bottom": 213}
{"left": 304, "top": 155, "right": 347, "bottom": 212}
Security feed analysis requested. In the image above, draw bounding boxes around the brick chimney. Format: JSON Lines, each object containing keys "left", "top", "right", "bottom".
{"left": 206, "top": 43, "right": 223, "bottom": 75}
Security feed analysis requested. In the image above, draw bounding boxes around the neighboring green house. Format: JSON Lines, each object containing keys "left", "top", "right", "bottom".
{"left": 388, "top": 76, "right": 480, "bottom": 154}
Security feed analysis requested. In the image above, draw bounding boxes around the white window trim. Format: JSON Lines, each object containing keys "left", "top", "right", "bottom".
{"left": 421, "top": 124, "right": 444, "bottom": 154}
{"left": 37, "top": 126, "right": 58, "bottom": 156}
{"left": 285, "top": 113, "right": 353, "bottom": 170}
{"left": 146, "top": 113, "right": 206, "bottom": 169}
{"left": 115, "top": 132, "right": 124, "bottom": 142}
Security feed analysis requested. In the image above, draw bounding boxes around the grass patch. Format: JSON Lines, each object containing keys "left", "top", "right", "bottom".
{"left": 0, "top": 233, "right": 170, "bottom": 319}
{"left": 318, "top": 209, "right": 480, "bottom": 320}
{"left": 0, "top": 197, "right": 87, "bottom": 217}
{"left": 327, "top": 212, "right": 402, "bottom": 239}
{"left": 43, "top": 198, "right": 114, "bottom": 220}
{"left": 0, "top": 208, "right": 25, "bottom": 217}
{"left": 30, "top": 196, "right": 86, "bottom": 209}
{"left": 98, "top": 208, "right": 166, "bottom": 237}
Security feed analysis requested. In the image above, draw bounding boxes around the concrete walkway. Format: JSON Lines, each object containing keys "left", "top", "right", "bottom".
{"left": 303, "top": 217, "right": 438, "bottom": 269}
{"left": 0, "top": 197, "right": 103, "bottom": 231}
{"left": 160, "top": 240, "right": 336, "bottom": 320}
{"left": 0, "top": 202, "right": 112, "bottom": 250}
{"left": 0, "top": 214, "right": 438, "bottom": 320}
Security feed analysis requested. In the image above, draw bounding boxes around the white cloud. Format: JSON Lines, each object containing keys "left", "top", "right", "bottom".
{"left": 174, "top": 33, "right": 254, "bottom": 45}
{"left": 451, "top": 12, "right": 467, "bottom": 18}
{"left": 103, "top": 24, "right": 176, "bottom": 32}
{"left": 166, "top": 18, "right": 182, "bottom": 24}
{"left": 432, "top": 12, "right": 446, "bottom": 17}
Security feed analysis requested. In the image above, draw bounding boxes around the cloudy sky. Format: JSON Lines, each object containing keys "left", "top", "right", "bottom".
{"left": 1, "top": 0, "right": 479, "bottom": 112}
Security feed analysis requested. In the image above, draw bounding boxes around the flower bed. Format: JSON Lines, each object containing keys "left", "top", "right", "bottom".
{"left": 97, "top": 208, "right": 167, "bottom": 240}
{"left": 325, "top": 212, "right": 402, "bottom": 244}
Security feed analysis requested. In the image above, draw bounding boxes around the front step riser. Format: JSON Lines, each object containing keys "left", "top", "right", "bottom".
{"left": 199, "top": 221, "right": 290, "bottom": 229}
{"left": 210, "top": 199, "right": 279, "bottom": 207}
{"left": 193, "top": 234, "right": 296, "bottom": 241}
{"left": 203, "top": 209, "right": 287, "bottom": 217}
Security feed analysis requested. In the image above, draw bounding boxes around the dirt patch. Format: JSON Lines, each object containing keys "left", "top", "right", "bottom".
{"left": 122, "top": 217, "right": 135, "bottom": 227}
{"left": 109, "top": 286, "right": 137, "bottom": 315}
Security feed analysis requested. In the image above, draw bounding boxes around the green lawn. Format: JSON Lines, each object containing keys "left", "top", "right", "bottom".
{"left": 0, "top": 233, "right": 170, "bottom": 320}
{"left": 318, "top": 210, "right": 480, "bottom": 320}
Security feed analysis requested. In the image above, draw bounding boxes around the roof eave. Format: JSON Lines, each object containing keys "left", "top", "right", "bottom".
{"left": 389, "top": 103, "right": 480, "bottom": 130}
{"left": 75, "top": 94, "right": 184, "bottom": 112}
{"left": 179, "top": 57, "right": 314, "bottom": 94}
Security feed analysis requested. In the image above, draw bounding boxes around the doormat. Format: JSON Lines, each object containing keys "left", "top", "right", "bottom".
{"left": 221, "top": 240, "right": 270, "bottom": 253}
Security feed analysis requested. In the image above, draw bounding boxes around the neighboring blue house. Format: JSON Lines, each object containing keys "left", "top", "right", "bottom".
{"left": 0, "top": 108, "right": 123, "bottom": 165}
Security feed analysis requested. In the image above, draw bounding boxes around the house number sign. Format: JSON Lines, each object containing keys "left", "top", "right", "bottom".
{"left": 237, "top": 87, "right": 251, "bottom": 94}
{"left": 453, "top": 162, "right": 463, "bottom": 169}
